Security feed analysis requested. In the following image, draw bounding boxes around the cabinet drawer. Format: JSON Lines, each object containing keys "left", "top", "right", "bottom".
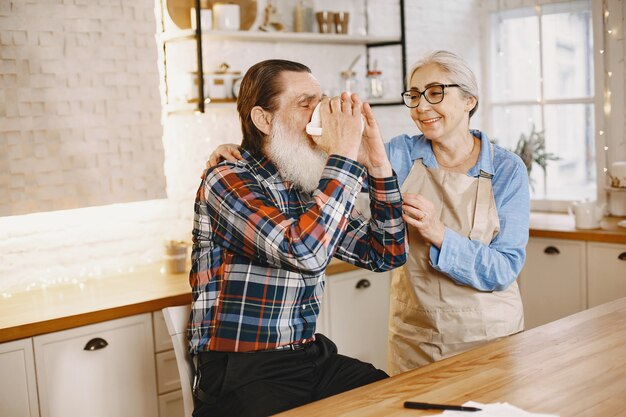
{"left": 153, "top": 310, "right": 174, "bottom": 353}
{"left": 156, "top": 350, "right": 182, "bottom": 394}
{"left": 158, "top": 390, "right": 184, "bottom": 417}
{"left": 33, "top": 313, "right": 158, "bottom": 417}
{"left": 587, "top": 242, "right": 626, "bottom": 307}
{"left": 519, "top": 238, "right": 586, "bottom": 329}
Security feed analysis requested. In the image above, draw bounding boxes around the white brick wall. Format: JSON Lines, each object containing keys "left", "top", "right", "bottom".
{"left": 0, "top": 0, "right": 165, "bottom": 217}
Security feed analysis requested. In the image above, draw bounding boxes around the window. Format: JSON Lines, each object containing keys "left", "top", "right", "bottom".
{"left": 488, "top": 0, "right": 598, "bottom": 209}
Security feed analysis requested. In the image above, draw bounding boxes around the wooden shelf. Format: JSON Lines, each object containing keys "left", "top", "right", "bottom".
{"left": 165, "top": 101, "right": 200, "bottom": 114}
{"left": 166, "top": 99, "right": 237, "bottom": 114}
{"left": 159, "top": 29, "right": 401, "bottom": 45}
{"left": 368, "top": 97, "right": 403, "bottom": 106}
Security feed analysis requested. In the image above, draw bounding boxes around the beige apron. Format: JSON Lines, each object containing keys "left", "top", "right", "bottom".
{"left": 388, "top": 146, "right": 524, "bottom": 375}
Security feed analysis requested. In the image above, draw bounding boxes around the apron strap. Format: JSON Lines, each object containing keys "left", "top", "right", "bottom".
{"left": 469, "top": 170, "right": 493, "bottom": 241}
{"left": 469, "top": 141, "right": 495, "bottom": 241}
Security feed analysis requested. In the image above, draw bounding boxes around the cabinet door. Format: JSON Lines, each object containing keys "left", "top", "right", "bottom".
{"left": 325, "top": 270, "right": 390, "bottom": 372}
{"left": 0, "top": 338, "right": 40, "bottom": 417}
{"left": 34, "top": 313, "right": 158, "bottom": 417}
{"left": 587, "top": 242, "right": 626, "bottom": 307}
{"left": 519, "top": 238, "right": 586, "bottom": 329}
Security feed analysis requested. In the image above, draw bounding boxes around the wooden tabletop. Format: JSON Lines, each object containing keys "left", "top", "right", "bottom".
{"left": 530, "top": 212, "right": 626, "bottom": 244}
{"left": 276, "top": 297, "right": 626, "bottom": 417}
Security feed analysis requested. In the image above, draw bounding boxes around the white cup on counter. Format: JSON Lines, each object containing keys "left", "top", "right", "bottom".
{"left": 568, "top": 199, "right": 605, "bottom": 229}
{"left": 213, "top": 4, "right": 240, "bottom": 30}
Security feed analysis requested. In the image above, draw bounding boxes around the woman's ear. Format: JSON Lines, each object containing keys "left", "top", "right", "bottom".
{"left": 251, "top": 106, "right": 272, "bottom": 135}
{"left": 465, "top": 96, "right": 478, "bottom": 113}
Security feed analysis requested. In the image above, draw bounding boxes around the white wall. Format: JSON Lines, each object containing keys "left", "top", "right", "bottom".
{"left": 0, "top": 1, "right": 498, "bottom": 294}
{"left": 0, "top": 0, "right": 165, "bottom": 217}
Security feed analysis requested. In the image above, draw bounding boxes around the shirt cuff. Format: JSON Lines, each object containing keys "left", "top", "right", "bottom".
{"left": 323, "top": 155, "right": 367, "bottom": 193}
{"left": 429, "top": 227, "right": 463, "bottom": 273}
{"left": 367, "top": 171, "right": 402, "bottom": 203}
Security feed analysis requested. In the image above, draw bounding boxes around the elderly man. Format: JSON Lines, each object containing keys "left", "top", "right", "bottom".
{"left": 188, "top": 59, "right": 405, "bottom": 417}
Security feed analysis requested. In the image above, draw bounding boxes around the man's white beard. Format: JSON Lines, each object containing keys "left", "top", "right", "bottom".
{"left": 265, "top": 118, "right": 328, "bottom": 193}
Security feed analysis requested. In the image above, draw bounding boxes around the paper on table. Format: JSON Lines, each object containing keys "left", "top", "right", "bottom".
{"left": 438, "top": 401, "right": 559, "bottom": 417}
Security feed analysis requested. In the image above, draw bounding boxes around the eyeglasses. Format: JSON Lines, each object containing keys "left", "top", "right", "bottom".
{"left": 401, "top": 84, "right": 460, "bottom": 108}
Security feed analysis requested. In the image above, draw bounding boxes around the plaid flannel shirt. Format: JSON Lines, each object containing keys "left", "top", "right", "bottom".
{"left": 188, "top": 150, "right": 405, "bottom": 353}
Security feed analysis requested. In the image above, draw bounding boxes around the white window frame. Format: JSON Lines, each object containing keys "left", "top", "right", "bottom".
{"left": 482, "top": 0, "right": 607, "bottom": 213}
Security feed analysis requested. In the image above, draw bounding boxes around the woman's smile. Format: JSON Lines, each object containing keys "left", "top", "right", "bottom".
{"left": 420, "top": 117, "right": 441, "bottom": 125}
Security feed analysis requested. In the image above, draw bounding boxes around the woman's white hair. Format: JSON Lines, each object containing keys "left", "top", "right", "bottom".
{"left": 407, "top": 50, "right": 479, "bottom": 119}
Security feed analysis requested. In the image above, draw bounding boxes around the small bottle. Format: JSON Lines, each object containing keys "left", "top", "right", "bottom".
{"left": 366, "top": 70, "right": 384, "bottom": 99}
{"left": 339, "top": 70, "right": 359, "bottom": 96}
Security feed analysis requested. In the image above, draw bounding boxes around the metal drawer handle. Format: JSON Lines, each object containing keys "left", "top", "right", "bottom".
{"left": 84, "top": 337, "right": 109, "bottom": 351}
{"left": 544, "top": 246, "right": 560, "bottom": 255}
{"left": 355, "top": 279, "right": 371, "bottom": 289}
{"left": 619, "top": 252, "right": 626, "bottom": 261}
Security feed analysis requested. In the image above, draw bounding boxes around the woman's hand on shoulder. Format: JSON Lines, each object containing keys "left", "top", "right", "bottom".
{"left": 202, "top": 144, "right": 243, "bottom": 178}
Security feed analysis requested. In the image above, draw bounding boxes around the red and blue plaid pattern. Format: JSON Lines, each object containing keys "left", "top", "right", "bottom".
{"left": 189, "top": 150, "right": 405, "bottom": 353}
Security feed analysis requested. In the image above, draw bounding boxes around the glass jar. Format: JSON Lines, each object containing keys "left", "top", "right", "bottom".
{"left": 365, "top": 70, "right": 384, "bottom": 99}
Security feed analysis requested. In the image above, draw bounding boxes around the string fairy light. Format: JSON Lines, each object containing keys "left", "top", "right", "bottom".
{"left": 600, "top": 0, "right": 611, "bottom": 179}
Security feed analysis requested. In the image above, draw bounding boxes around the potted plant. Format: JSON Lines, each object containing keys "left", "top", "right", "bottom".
{"left": 512, "top": 125, "right": 559, "bottom": 192}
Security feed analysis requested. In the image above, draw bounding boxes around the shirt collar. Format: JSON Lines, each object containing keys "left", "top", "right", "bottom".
{"left": 240, "top": 149, "right": 281, "bottom": 183}
{"left": 410, "top": 129, "right": 495, "bottom": 177}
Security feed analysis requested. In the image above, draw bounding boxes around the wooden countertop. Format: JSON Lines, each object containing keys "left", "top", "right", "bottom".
{"left": 276, "top": 296, "right": 626, "bottom": 417}
{"left": 1, "top": 214, "right": 623, "bottom": 344}
{"left": 0, "top": 259, "right": 358, "bottom": 343}
{"left": 530, "top": 212, "right": 626, "bottom": 243}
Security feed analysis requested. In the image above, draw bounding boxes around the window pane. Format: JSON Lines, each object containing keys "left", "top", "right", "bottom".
{"left": 537, "top": 104, "right": 596, "bottom": 200}
{"left": 491, "top": 9, "right": 541, "bottom": 102}
{"left": 541, "top": 1, "right": 594, "bottom": 99}
{"left": 490, "top": 104, "right": 542, "bottom": 152}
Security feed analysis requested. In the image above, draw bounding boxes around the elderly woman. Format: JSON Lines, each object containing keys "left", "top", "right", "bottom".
{"left": 383, "top": 50, "right": 529, "bottom": 374}
{"left": 204, "top": 50, "right": 530, "bottom": 375}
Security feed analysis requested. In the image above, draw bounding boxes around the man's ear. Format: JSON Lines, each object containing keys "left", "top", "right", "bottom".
{"left": 251, "top": 106, "right": 272, "bottom": 135}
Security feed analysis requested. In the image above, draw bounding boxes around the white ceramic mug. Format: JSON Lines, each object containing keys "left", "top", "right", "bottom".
{"left": 306, "top": 102, "right": 364, "bottom": 137}
{"left": 568, "top": 200, "right": 605, "bottom": 229}
{"left": 213, "top": 4, "right": 240, "bottom": 30}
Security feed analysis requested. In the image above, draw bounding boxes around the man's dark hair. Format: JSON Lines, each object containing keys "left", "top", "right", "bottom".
{"left": 237, "top": 59, "right": 311, "bottom": 156}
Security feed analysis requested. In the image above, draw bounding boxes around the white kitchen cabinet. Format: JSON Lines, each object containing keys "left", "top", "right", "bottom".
{"left": 586, "top": 242, "right": 626, "bottom": 308}
{"left": 33, "top": 313, "right": 158, "bottom": 417}
{"left": 0, "top": 338, "right": 40, "bottom": 417}
{"left": 322, "top": 269, "right": 391, "bottom": 372}
{"left": 518, "top": 237, "right": 587, "bottom": 329}
{"left": 153, "top": 310, "right": 185, "bottom": 417}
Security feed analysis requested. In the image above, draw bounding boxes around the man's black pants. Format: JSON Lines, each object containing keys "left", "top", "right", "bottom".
{"left": 192, "top": 334, "right": 388, "bottom": 417}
